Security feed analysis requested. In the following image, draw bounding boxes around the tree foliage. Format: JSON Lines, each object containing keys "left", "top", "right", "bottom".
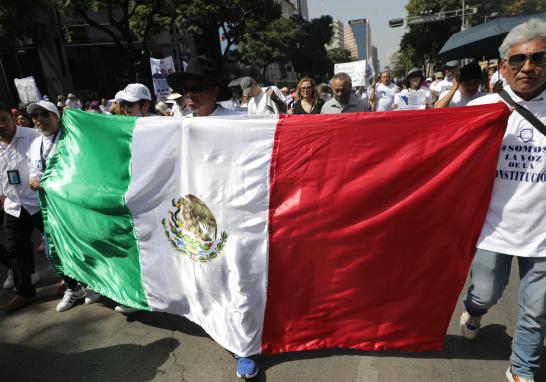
{"left": 0, "top": 0, "right": 56, "bottom": 44}
{"left": 289, "top": 15, "right": 334, "bottom": 82}
{"left": 238, "top": 17, "right": 302, "bottom": 81}
{"left": 327, "top": 48, "right": 353, "bottom": 64}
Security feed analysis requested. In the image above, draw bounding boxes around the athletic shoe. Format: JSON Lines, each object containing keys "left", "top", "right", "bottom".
{"left": 2, "top": 269, "right": 13, "bottom": 289}
{"left": 114, "top": 304, "right": 139, "bottom": 314}
{"left": 56, "top": 287, "right": 85, "bottom": 312}
{"left": 84, "top": 288, "right": 101, "bottom": 304}
{"left": 460, "top": 310, "right": 482, "bottom": 340}
{"left": 506, "top": 367, "right": 535, "bottom": 382}
{"left": 236, "top": 357, "right": 258, "bottom": 379}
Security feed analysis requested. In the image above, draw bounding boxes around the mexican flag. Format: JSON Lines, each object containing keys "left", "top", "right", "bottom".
{"left": 41, "top": 105, "right": 508, "bottom": 357}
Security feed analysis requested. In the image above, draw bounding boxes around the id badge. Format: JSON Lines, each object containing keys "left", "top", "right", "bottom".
{"left": 7, "top": 170, "right": 20, "bottom": 185}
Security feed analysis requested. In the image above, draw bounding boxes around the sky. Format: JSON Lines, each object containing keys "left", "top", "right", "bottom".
{"left": 307, "top": 0, "right": 409, "bottom": 69}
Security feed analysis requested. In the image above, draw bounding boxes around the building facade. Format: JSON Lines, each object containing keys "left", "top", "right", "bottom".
{"left": 345, "top": 19, "right": 371, "bottom": 62}
{"left": 326, "top": 18, "right": 344, "bottom": 50}
{"left": 290, "top": 0, "right": 309, "bottom": 20}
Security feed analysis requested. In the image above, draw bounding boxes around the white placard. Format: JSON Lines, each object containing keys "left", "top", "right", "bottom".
{"left": 395, "top": 93, "right": 426, "bottom": 110}
{"left": 334, "top": 60, "right": 367, "bottom": 87}
{"left": 14, "top": 76, "right": 41, "bottom": 104}
{"left": 150, "top": 56, "right": 176, "bottom": 101}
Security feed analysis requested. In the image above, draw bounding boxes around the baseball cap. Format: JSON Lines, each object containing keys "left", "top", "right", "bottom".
{"left": 443, "top": 60, "right": 460, "bottom": 68}
{"left": 26, "top": 100, "right": 60, "bottom": 119}
{"left": 118, "top": 83, "right": 152, "bottom": 102}
{"left": 67, "top": 93, "right": 76, "bottom": 98}
{"left": 239, "top": 76, "right": 255, "bottom": 96}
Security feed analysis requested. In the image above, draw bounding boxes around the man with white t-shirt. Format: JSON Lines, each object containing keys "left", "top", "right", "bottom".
{"left": 369, "top": 70, "right": 400, "bottom": 111}
{"left": 459, "top": 18, "right": 546, "bottom": 382}
{"left": 435, "top": 62, "right": 486, "bottom": 108}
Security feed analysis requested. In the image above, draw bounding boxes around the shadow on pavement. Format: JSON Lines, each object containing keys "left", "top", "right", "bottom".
{"left": 0, "top": 338, "right": 178, "bottom": 382}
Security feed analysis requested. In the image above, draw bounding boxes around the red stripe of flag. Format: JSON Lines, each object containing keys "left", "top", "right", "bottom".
{"left": 263, "top": 104, "right": 509, "bottom": 353}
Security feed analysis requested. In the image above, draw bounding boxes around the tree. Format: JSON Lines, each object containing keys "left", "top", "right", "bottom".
{"left": 238, "top": 18, "right": 302, "bottom": 82}
{"left": 170, "top": 0, "right": 282, "bottom": 64}
{"left": 290, "top": 15, "right": 334, "bottom": 81}
{"left": 327, "top": 48, "right": 353, "bottom": 64}
{"left": 58, "top": 0, "right": 167, "bottom": 80}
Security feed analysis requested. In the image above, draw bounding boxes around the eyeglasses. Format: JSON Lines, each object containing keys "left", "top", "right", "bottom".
{"left": 181, "top": 84, "right": 213, "bottom": 94}
{"left": 507, "top": 51, "right": 546, "bottom": 69}
{"left": 30, "top": 110, "right": 50, "bottom": 119}
{"left": 300, "top": 86, "right": 313, "bottom": 90}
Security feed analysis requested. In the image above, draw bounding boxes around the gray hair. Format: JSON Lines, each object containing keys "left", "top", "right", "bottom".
{"left": 331, "top": 72, "right": 352, "bottom": 87}
{"left": 499, "top": 18, "right": 546, "bottom": 59}
{"left": 380, "top": 70, "right": 392, "bottom": 77}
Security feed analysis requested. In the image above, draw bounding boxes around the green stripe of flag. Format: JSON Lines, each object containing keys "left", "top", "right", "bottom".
{"left": 40, "top": 109, "right": 149, "bottom": 309}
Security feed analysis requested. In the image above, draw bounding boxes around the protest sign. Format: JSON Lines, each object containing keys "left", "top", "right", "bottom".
{"left": 334, "top": 60, "right": 367, "bottom": 87}
{"left": 14, "top": 76, "right": 41, "bottom": 104}
{"left": 150, "top": 56, "right": 176, "bottom": 101}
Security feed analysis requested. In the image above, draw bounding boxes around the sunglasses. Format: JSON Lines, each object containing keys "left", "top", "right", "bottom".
{"left": 181, "top": 84, "right": 213, "bottom": 94}
{"left": 508, "top": 51, "right": 546, "bottom": 69}
{"left": 30, "top": 110, "right": 51, "bottom": 119}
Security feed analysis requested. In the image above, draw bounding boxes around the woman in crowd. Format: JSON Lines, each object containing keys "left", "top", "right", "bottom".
{"left": 393, "top": 68, "right": 433, "bottom": 109}
{"left": 288, "top": 77, "right": 324, "bottom": 114}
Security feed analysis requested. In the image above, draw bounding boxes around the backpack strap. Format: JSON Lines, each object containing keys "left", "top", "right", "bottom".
{"left": 498, "top": 89, "right": 546, "bottom": 137}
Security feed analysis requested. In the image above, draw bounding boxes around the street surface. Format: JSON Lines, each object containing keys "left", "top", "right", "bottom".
{"left": 1, "top": 239, "right": 545, "bottom": 382}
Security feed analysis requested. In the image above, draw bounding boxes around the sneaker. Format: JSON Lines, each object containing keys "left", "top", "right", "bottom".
{"left": 2, "top": 269, "right": 13, "bottom": 289}
{"left": 31, "top": 272, "right": 40, "bottom": 285}
{"left": 460, "top": 310, "right": 482, "bottom": 340}
{"left": 236, "top": 357, "right": 258, "bottom": 379}
{"left": 56, "top": 287, "right": 85, "bottom": 312}
{"left": 114, "top": 304, "right": 140, "bottom": 314}
{"left": 84, "top": 288, "right": 100, "bottom": 304}
{"left": 506, "top": 367, "right": 535, "bottom": 382}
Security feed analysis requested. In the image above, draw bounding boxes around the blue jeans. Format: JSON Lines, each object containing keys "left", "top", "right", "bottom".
{"left": 464, "top": 249, "right": 546, "bottom": 379}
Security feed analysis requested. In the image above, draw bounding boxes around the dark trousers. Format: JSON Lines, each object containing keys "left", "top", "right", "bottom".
{"left": 5, "top": 208, "right": 79, "bottom": 296}
{"left": 5, "top": 208, "right": 42, "bottom": 297}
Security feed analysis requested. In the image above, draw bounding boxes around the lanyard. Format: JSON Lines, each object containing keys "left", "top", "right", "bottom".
{"left": 40, "top": 130, "right": 59, "bottom": 172}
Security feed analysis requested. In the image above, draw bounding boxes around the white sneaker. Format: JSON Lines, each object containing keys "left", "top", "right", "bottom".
{"left": 56, "top": 287, "right": 85, "bottom": 312}
{"left": 506, "top": 367, "right": 535, "bottom": 382}
{"left": 460, "top": 310, "right": 482, "bottom": 340}
{"left": 2, "top": 269, "right": 13, "bottom": 289}
{"left": 114, "top": 304, "right": 139, "bottom": 314}
{"left": 84, "top": 288, "right": 101, "bottom": 304}
{"left": 31, "top": 272, "right": 40, "bottom": 285}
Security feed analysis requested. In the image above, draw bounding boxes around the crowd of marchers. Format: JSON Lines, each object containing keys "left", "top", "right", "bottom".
{"left": 0, "top": 17, "right": 545, "bottom": 382}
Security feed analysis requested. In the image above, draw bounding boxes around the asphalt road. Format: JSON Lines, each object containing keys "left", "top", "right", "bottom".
{"left": 0, "top": 245, "right": 544, "bottom": 382}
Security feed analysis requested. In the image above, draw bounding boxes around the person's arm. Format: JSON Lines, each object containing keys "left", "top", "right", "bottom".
{"left": 267, "top": 88, "right": 287, "bottom": 113}
{"left": 434, "top": 73, "right": 460, "bottom": 108}
{"left": 369, "top": 82, "right": 377, "bottom": 112}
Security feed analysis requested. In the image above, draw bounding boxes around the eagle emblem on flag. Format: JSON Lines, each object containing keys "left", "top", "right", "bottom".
{"left": 161, "top": 194, "right": 228, "bottom": 263}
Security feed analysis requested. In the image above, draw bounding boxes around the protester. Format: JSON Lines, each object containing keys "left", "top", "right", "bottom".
{"left": 438, "top": 60, "right": 460, "bottom": 92}
{"left": 167, "top": 55, "right": 258, "bottom": 379}
{"left": 434, "top": 62, "right": 486, "bottom": 108}
{"left": 288, "top": 77, "right": 324, "bottom": 114}
{"left": 321, "top": 72, "right": 366, "bottom": 114}
{"left": 317, "top": 83, "right": 331, "bottom": 102}
{"left": 14, "top": 111, "right": 33, "bottom": 127}
{"left": 167, "top": 56, "right": 240, "bottom": 118}
{"left": 369, "top": 70, "right": 400, "bottom": 111}
{"left": 167, "top": 92, "right": 190, "bottom": 117}
{"left": 281, "top": 86, "right": 292, "bottom": 105}
{"left": 117, "top": 83, "right": 153, "bottom": 117}
{"left": 26, "top": 100, "right": 97, "bottom": 312}
{"left": 65, "top": 93, "right": 81, "bottom": 109}
{"left": 460, "top": 18, "right": 546, "bottom": 382}
{"left": 393, "top": 68, "right": 433, "bottom": 109}
{"left": 429, "top": 71, "right": 444, "bottom": 97}
{"left": 0, "top": 102, "right": 42, "bottom": 311}
{"left": 240, "top": 76, "right": 285, "bottom": 115}
{"left": 155, "top": 101, "right": 171, "bottom": 116}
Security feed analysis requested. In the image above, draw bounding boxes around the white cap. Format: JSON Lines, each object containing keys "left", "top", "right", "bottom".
{"left": 27, "top": 100, "right": 60, "bottom": 119}
{"left": 67, "top": 93, "right": 76, "bottom": 98}
{"left": 109, "top": 90, "right": 124, "bottom": 103}
{"left": 118, "top": 83, "right": 152, "bottom": 102}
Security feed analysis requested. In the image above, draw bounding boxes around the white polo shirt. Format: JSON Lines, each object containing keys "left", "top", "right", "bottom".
{"left": 468, "top": 86, "right": 546, "bottom": 257}
{"left": 0, "top": 126, "right": 40, "bottom": 217}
